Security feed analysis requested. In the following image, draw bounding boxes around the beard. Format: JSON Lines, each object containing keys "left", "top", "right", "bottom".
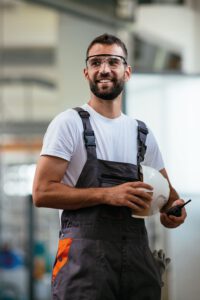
{"left": 89, "top": 77, "right": 125, "bottom": 100}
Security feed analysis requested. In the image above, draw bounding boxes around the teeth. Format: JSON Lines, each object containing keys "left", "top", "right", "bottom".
{"left": 99, "top": 80, "right": 111, "bottom": 83}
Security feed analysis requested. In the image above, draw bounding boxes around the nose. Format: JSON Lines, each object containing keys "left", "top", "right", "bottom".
{"left": 98, "top": 60, "right": 111, "bottom": 73}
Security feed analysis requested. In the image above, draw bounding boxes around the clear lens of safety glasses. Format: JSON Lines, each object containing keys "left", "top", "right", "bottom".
{"left": 86, "top": 55, "right": 127, "bottom": 70}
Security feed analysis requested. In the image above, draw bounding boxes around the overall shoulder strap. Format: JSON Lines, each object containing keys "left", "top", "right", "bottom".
{"left": 73, "top": 107, "right": 97, "bottom": 159}
{"left": 137, "top": 120, "right": 148, "bottom": 165}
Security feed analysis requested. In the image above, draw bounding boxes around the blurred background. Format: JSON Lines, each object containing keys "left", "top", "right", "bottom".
{"left": 0, "top": 0, "right": 199, "bottom": 299}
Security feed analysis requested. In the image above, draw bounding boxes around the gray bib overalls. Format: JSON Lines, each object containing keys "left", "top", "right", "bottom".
{"left": 52, "top": 108, "right": 162, "bottom": 300}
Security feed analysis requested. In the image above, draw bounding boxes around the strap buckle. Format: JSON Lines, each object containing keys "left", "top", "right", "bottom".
{"left": 78, "top": 110, "right": 90, "bottom": 118}
{"left": 138, "top": 126, "right": 148, "bottom": 135}
{"left": 137, "top": 144, "right": 147, "bottom": 163}
{"left": 139, "top": 144, "right": 147, "bottom": 156}
{"left": 84, "top": 130, "right": 96, "bottom": 147}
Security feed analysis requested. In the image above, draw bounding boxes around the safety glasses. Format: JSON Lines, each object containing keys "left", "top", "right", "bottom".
{"left": 86, "top": 54, "right": 127, "bottom": 70}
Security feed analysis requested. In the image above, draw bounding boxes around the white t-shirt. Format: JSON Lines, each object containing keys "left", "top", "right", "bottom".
{"left": 41, "top": 103, "right": 164, "bottom": 187}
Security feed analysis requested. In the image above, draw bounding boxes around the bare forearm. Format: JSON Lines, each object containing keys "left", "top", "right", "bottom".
{"left": 33, "top": 156, "right": 152, "bottom": 212}
{"left": 33, "top": 182, "right": 106, "bottom": 210}
{"left": 32, "top": 180, "right": 154, "bottom": 213}
{"left": 159, "top": 168, "right": 179, "bottom": 212}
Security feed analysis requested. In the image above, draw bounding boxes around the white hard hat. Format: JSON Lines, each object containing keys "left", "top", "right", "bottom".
{"left": 132, "top": 165, "right": 170, "bottom": 218}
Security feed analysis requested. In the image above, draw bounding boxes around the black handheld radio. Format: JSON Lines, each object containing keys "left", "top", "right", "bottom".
{"left": 166, "top": 199, "right": 192, "bottom": 217}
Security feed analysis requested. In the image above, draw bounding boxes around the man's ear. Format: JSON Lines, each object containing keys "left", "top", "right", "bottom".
{"left": 83, "top": 68, "right": 89, "bottom": 79}
{"left": 124, "top": 65, "right": 132, "bottom": 82}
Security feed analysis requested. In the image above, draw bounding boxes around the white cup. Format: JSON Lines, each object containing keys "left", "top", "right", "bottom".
{"left": 132, "top": 165, "right": 170, "bottom": 218}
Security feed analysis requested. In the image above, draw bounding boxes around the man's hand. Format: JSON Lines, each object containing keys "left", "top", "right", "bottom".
{"left": 160, "top": 199, "right": 187, "bottom": 228}
{"left": 102, "top": 181, "right": 153, "bottom": 214}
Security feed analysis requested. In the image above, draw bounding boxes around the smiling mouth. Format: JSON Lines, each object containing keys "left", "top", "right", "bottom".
{"left": 97, "top": 79, "right": 113, "bottom": 84}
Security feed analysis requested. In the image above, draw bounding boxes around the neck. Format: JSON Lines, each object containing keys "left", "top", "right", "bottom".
{"left": 88, "top": 96, "right": 122, "bottom": 119}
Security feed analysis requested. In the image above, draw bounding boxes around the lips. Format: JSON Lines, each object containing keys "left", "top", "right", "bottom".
{"left": 96, "top": 78, "right": 113, "bottom": 84}
{"left": 98, "top": 79, "right": 112, "bottom": 83}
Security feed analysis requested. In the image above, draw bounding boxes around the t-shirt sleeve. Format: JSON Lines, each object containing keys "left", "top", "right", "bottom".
{"left": 142, "top": 127, "right": 165, "bottom": 171}
{"left": 40, "top": 110, "right": 80, "bottom": 161}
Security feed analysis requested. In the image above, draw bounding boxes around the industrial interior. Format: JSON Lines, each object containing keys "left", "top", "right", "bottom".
{"left": 0, "top": 0, "right": 199, "bottom": 299}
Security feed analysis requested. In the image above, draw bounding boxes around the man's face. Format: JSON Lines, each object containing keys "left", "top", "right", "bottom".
{"left": 84, "top": 43, "right": 131, "bottom": 100}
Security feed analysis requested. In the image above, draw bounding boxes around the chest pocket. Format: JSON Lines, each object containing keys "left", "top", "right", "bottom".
{"left": 99, "top": 173, "right": 137, "bottom": 187}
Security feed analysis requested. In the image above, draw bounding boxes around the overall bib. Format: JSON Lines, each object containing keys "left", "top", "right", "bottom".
{"left": 52, "top": 108, "right": 162, "bottom": 300}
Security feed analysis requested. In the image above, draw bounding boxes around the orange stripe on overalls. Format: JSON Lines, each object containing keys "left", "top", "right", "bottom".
{"left": 52, "top": 238, "right": 73, "bottom": 282}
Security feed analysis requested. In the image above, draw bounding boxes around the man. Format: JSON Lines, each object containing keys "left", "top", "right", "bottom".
{"left": 33, "top": 33, "right": 187, "bottom": 300}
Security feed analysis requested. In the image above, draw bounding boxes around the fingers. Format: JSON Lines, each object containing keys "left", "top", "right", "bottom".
{"left": 168, "top": 213, "right": 186, "bottom": 225}
{"left": 127, "top": 181, "right": 153, "bottom": 191}
{"left": 153, "top": 249, "right": 171, "bottom": 265}
{"left": 128, "top": 187, "right": 152, "bottom": 202}
{"left": 103, "top": 181, "right": 153, "bottom": 211}
{"left": 152, "top": 249, "right": 171, "bottom": 276}
{"left": 125, "top": 195, "right": 150, "bottom": 211}
{"left": 125, "top": 181, "right": 153, "bottom": 202}
{"left": 160, "top": 198, "right": 188, "bottom": 228}
{"left": 160, "top": 211, "right": 186, "bottom": 228}
{"left": 157, "top": 249, "right": 171, "bottom": 265}
{"left": 123, "top": 182, "right": 153, "bottom": 211}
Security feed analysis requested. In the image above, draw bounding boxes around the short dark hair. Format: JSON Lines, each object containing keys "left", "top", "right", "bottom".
{"left": 86, "top": 33, "right": 128, "bottom": 59}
